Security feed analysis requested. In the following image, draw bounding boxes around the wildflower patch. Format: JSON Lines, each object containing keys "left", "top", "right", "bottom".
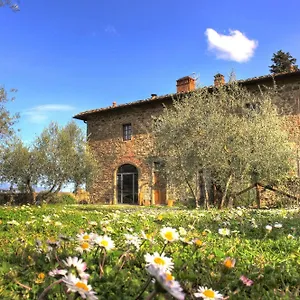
{"left": 0, "top": 204, "right": 299, "bottom": 299}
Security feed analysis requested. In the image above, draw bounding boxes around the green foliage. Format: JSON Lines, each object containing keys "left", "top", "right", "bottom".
{"left": 0, "top": 137, "right": 40, "bottom": 196}
{"left": 34, "top": 121, "right": 96, "bottom": 196}
{"left": 0, "top": 87, "right": 18, "bottom": 148}
{"left": 0, "top": 205, "right": 299, "bottom": 299}
{"left": 47, "top": 194, "right": 77, "bottom": 205}
{"left": 0, "top": 121, "right": 96, "bottom": 203}
{"left": 153, "top": 83, "right": 294, "bottom": 208}
{"left": 269, "top": 50, "right": 299, "bottom": 74}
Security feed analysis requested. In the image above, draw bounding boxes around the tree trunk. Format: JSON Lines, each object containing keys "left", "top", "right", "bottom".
{"left": 255, "top": 183, "right": 261, "bottom": 208}
{"left": 202, "top": 173, "right": 209, "bottom": 210}
{"left": 36, "top": 182, "right": 60, "bottom": 203}
{"left": 73, "top": 181, "right": 80, "bottom": 194}
{"left": 199, "top": 170, "right": 209, "bottom": 209}
{"left": 26, "top": 178, "right": 35, "bottom": 204}
{"left": 174, "top": 143, "right": 197, "bottom": 206}
{"left": 180, "top": 166, "right": 197, "bottom": 207}
{"left": 218, "top": 174, "right": 232, "bottom": 209}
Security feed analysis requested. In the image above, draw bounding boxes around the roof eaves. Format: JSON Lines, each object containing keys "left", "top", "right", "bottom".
{"left": 73, "top": 71, "right": 300, "bottom": 121}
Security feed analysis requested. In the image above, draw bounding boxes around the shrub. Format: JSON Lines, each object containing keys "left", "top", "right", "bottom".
{"left": 45, "top": 193, "right": 77, "bottom": 205}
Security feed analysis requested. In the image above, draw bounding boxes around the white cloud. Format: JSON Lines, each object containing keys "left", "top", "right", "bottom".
{"left": 105, "top": 25, "right": 117, "bottom": 35}
{"left": 23, "top": 104, "right": 75, "bottom": 124}
{"left": 205, "top": 28, "right": 258, "bottom": 63}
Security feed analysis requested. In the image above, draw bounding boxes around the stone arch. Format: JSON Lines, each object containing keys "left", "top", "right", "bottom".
{"left": 116, "top": 163, "right": 139, "bottom": 204}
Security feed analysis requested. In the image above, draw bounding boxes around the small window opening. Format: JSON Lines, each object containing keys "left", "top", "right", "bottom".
{"left": 123, "top": 123, "right": 132, "bottom": 141}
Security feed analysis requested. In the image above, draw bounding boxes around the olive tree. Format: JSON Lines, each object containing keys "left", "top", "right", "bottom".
{"left": 153, "top": 83, "right": 294, "bottom": 208}
{"left": 0, "top": 87, "right": 18, "bottom": 147}
{"left": 34, "top": 121, "right": 96, "bottom": 201}
{"left": 0, "top": 138, "right": 40, "bottom": 202}
{"left": 0, "top": 121, "right": 96, "bottom": 203}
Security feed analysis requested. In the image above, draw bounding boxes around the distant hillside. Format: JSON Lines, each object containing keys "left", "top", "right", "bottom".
{"left": 0, "top": 183, "right": 45, "bottom": 192}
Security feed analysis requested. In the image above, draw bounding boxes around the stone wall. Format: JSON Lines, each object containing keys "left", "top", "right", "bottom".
{"left": 243, "top": 74, "right": 300, "bottom": 114}
{"left": 87, "top": 100, "right": 170, "bottom": 203}
{"left": 86, "top": 73, "right": 300, "bottom": 204}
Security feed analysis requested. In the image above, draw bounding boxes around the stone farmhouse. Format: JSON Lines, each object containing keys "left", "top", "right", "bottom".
{"left": 74, "top": 71, "right": 300, "bottom": 205}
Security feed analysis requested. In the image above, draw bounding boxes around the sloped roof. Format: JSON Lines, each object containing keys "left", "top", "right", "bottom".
{"left": 73, "top": 70, "right": 300, "bottom": 121}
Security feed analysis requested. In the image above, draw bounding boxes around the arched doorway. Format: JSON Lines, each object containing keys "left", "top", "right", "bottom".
{"left": 117, "top": 164, "right": 138, "bottom": 204}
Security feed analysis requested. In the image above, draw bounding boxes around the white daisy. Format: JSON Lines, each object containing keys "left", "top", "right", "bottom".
{"left": 160, "top": 227, "right": 179, "bottom": 242}
{"left": 63, "top": 257, "right": 88, "bottom": 278}
{"left": 124, "top": 233, "right": 142, "bottom": 250}
{"left": 49, "top": 269, "right": 68, "bottom": 277}
{"left": 146, "top": 264, "right": 185, "bottom": 300}
{"left": 63, "top": 273, "right": 98, "bottom": 300}
{"left": 76, "top": 232, "right": 94, "bottom": 243}
{"left": 180, "top": 237, "right": 193, "bottom": 245}
{"left": 274, "top": 223, "right": 282, "bottom": 228}
{"left": 75, "top": 242, "right": 93, "bottom": 254}
{"left": 265, "top": 225, "right": 272, "bottom": 232}
{"left": 218, "top": 228, "right": 230, "bottom": 236}
{"left": 141, "top": 231, "right": 154, "bottom": 242}
{"left": 223, "top": 257, "right": 236, "bottom": 269}
{"left": 194, "top": 286, "right": 223, "bottom": 299}
{"left": 179, "top": 227, "right": 187, "bottom": 236}
{"left": 144, "top": 252, "right": 174, "bottom": 272}
{"left": 43, "top": 216, "right": 52, "bottom": 223}
{"left": 93, "top": 235, "right": 115, "bottom": 251}
{"left": 7, "top": 220, "right": 20, "bottom": 226}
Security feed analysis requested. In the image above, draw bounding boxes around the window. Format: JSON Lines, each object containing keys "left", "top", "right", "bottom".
{"left": 123, "top": 123, "right": 132, "bottom": 141}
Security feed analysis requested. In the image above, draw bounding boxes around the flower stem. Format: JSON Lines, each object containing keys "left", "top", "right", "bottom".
{"left": 38, "top": 279, "right": 63, "bottom": 300}
{"left": 159, "top": 243, "right": 167, "bottom": 255}
{"left": 135, "top": 277, "right": 152, "bottom": 300}
{"left": 100, "top": 249, "right": 107, "bottom": 278}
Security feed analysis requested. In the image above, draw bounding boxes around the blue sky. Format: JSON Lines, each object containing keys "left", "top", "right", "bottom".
{"left": 1, "top": 0, "right": 300, "bottom": 143}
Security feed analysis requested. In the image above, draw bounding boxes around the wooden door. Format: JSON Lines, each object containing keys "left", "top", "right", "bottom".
{"left": 153, "top": 171, "right": 166, "bottom": 205}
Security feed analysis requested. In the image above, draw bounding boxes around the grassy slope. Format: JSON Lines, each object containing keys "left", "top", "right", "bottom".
{"left": 0, "top": 204, "right": 299, "bottom": 299}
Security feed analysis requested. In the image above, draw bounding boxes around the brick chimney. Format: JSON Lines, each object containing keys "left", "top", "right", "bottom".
{"left": 176, "top": 76, "right": 196, "bottom": 93}
{"left": 214, "top": 73, "right": 225, "bottom": 87}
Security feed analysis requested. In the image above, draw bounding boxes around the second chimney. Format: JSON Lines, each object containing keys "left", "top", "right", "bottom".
{"left": 176, "top": 76, "right": 196, "bottom": 93}
{"left": 214, "top": 73, "right": 225, "bottom": 87}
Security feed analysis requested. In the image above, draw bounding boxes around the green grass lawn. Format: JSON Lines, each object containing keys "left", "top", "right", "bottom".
{"left": 0, "top": 204, "right": 299, "bottom": 299}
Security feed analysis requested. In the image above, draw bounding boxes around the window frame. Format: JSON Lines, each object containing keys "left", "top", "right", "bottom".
{"left": 123, "top": 123, "right": 132, "bottom": 141}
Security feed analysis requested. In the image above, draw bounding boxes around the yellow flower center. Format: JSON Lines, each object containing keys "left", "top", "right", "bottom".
{"left": 154, "top": 257, "right": 166, "bottom": 265}
{"left": 165, "top": 273, "right": 173, "bottom": 281}
{"left": 75, "top": 281, "right": 89, "bottom": 291}
{"left": 146, "top": 233, "right": 151, "bottom": 240}
{"left": 224, "top": 259, "right": 234, "bottom": 268}
{"left": 81, "top": 242, "right": 89, "bottom": 249}
{"left": 195, "top": 239, "right": 203, "bottom": 246}
{"left": 83, "top": 235, "right": 89, "bottom": 240}
{"left": 203, "top": 290, "right": 215, "bottom": 298}
{"left": 157, "top": 215, "right": 163, "bottom": 220}
{"left": 101, "top": 240, "right": 109, "bottom": 247}
{"left": 38, "top": 273, "right": 45, "bottom": 280}
{"left": 165, "top": 231, "right": 174, "bottom": 241}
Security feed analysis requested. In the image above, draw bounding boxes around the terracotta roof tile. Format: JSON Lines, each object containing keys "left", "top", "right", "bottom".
{"left": 73, "top": 70, "right": 300, "bottom": 121}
